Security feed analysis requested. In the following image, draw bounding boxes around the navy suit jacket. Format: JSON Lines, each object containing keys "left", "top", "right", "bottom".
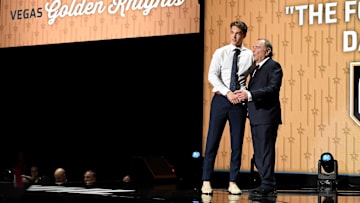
{"left": 247, "top": 58, "right": 283, "bottom": 125}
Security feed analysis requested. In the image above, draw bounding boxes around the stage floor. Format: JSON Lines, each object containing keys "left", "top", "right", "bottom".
{"left": 1, "top": 183, "right": 358, "bottom": 203}
{"left": 2, "top": 172, "right": 360, "bottom": 203}
{"left": 201, "top": 188, "right": 360, "bottom": 203}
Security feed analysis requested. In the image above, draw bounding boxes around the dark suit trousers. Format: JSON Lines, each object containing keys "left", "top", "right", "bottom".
{"left": 251, "top": 124, "right": 279, "bottom": 190}
{"left": 202, "top": 94, "right": 247, "bottom": 182}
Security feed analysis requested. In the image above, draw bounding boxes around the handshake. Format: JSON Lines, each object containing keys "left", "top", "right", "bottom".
{"left": 228, "top": 90, "right": 248, "bottom": 104}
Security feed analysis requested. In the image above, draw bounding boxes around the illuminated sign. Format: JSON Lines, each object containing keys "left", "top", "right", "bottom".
{"left": 0, "top": 0, "right": 200, "bottom": 48}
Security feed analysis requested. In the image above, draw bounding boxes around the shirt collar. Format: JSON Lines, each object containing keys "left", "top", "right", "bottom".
{"left": 231, "top": 44, "right": 244, "bottom": 52}
{"left": 256, "top": 57, "right": 270, "bottom": 69}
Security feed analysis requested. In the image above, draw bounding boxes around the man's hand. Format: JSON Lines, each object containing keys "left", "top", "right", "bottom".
{"left": 227, "top": 91, "right": 241, "bottom": 104}
{"left": 234, "top": 90, "right": 248, "bottom": 102}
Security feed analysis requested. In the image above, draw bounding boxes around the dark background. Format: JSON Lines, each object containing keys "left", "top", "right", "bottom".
{"left": 1, "top": 33, "right": 204, "bottom": 183}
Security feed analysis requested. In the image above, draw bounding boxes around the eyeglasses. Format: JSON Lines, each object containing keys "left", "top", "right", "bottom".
{"left": 253, "top": 46, "right": 271, "bottom": 53}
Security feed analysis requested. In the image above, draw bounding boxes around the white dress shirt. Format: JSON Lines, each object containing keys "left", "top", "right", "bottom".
{"left": 208, "top": 43, "right": 254, "bottom": 95}
{"left": 247, "top": 57, "right": 270, "bottom": 101}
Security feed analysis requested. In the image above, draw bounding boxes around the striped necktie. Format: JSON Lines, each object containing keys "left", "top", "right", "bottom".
{"left": 252, "top": 65, "right": 260, "bottom": 77}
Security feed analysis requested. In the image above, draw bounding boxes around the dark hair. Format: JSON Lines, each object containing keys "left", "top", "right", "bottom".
{"left": 86, "top": 170, "right": 97, "bottom": 178}
{"left": 230, "top": 21, "right": 248, "bottom": 35}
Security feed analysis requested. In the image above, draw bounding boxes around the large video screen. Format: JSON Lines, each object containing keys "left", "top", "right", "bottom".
{"left": 0, "top": 0, "right": 200, "bottom": 48}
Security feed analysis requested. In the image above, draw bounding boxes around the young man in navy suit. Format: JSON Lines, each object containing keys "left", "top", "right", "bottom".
{"left": 201, "top": 21, "right": 254, "bottom": 195}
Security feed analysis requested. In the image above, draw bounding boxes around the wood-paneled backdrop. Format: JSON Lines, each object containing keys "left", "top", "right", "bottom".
{"left": 202, "top": 0, "right": 360, "bottom": 175}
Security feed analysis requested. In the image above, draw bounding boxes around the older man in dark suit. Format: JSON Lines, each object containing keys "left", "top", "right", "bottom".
{"left": 237, "top": 38, "right": 283, "bottom": 198}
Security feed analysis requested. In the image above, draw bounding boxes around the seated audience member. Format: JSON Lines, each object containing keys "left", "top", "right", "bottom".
{"left": 118, "top": 156, "right": 137, "bottom": 184}
{"left": 22, "top": 165, "right": 48, "bottom": 185}
{"left": 84, "top": 169, "right": 97, "bottom": 188}
{"left": 122, "top": 174, "right": 131, "bottom": 183}
{"left": 54, "top": 167, "right": 67, "bottom": 186}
